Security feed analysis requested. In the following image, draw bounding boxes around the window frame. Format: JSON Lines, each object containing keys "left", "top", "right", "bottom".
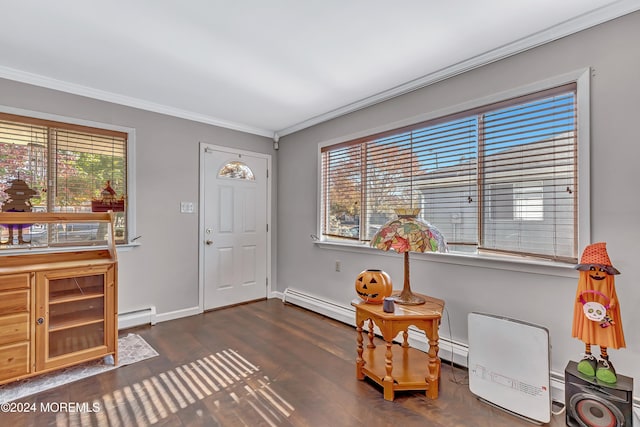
{"left": 316, "top": 69, "right": 590, "bottom": 271}
{"left": 0, "top": 104, "right": 137, "bottom": 250}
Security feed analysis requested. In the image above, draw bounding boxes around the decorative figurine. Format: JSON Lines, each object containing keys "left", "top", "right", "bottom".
{"left": 572, "top": 242, "right": 625, "bottom": 383}
{"left": 0, "top": 178, "right": 38, "bottom": 244}
{"left": 91, "top": 181, "right": 125, "bottom": 212}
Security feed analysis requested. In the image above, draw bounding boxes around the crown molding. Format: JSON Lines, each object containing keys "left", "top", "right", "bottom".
{"left": 0, "top": 65, "right": 274, "bottom": 138}
{"left": 276, "top": 0, "right": 640, "bottom": 137}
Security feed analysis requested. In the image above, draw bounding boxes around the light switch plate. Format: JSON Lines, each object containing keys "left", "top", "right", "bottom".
{"left": 180, "top": 201, "right": 195, "bottom": 214}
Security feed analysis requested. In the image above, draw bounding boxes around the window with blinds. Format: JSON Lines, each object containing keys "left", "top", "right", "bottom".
{"left": 321, "top": 83, "right": 578, "bottom": 262}
{"left": 0, "top": 112, "right": 128, "bottom": 244}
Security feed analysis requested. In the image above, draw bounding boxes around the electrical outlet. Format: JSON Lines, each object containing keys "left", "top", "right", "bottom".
{"left": 335, "top": 261, "right": 341, "bottom": 272}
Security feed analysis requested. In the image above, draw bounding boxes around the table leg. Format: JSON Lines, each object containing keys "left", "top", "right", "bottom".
{"left": 383, "top": 340, "right": 394, "bottom": 401}
{"left": 367, "top": 319, "right": 375, "bottom": 349}
{"left": 425, "top": 325, "right": 440, "bottom": 399}
{"left": 356, "top": 319, "right": 364, "bottom": 380}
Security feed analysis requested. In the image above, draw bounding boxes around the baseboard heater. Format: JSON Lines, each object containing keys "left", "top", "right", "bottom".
{"left": 118, "top": 306, "right": 157, "bottom": 330}
{"left": 282, "top": 287, "right": 355, "bottom": 326}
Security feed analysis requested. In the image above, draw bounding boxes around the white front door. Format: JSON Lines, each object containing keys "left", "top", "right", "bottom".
{"left": 201, "top": 145, "right": 269, "bottom": 310}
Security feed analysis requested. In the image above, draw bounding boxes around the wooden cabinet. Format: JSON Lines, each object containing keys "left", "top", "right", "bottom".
{"left": 0, "top": 273, "right": 32, "bottom": 383}
{"left": 0, "top": 213, "right": 118, "bottom": 385}
{"left": 36, "top": 264, "right": 116, "bottom": 371}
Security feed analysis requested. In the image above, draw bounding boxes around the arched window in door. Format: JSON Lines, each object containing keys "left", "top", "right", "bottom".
{"left": 218, "top": 161, "right": 255, "bottom": 180}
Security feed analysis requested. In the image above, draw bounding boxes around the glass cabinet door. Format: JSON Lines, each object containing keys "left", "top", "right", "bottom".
{"left": 48, "top": 274, "right": 105, "bottom": 358}
{"left": 36, "top": 266, "right": 113, "bottom": 370}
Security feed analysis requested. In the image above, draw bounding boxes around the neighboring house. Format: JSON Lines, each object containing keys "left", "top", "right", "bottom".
{"left": 419, "top": 132, "right": 575, "bottom": 258}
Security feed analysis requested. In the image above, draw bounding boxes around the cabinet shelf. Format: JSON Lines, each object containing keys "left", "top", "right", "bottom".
{"left": 49, "top": 288, "right": 104, "bottom": 305}
{"left": 48, "top": 323, "right": 105, "bottom": 358}
{"left": 49, "top": 310, "right": 104, "bottom": 332}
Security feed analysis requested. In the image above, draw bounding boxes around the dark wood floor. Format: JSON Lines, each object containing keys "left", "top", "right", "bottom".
{"left": 2, "top": 299, "right": 567, "bottom": 426}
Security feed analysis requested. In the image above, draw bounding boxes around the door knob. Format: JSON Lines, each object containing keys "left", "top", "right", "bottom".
{"left": 205, "top": 240, "right": 213, "bottom": 245}
{"left": 37, "top": 317, "right": 44, "bottom": 325}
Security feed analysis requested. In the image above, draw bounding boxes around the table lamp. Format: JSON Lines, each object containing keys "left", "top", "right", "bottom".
{"left": 370, "top": 208, "right": 447, "bottom": 305}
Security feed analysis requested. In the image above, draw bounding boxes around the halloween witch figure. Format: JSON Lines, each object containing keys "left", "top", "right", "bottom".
{"left": 572, "top": 242, "right": 626, "bottom": 384}
{"left": 1, "top": 178, "right": 38, "bottom": 244}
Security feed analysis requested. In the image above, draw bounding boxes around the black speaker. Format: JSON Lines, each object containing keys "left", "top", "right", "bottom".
{"left": 565, "top": 360, "right": 634, "bottom": 427}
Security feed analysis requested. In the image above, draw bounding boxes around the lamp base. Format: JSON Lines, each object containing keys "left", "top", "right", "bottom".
{"left": 391, "top": 290, "right": 426, "bottom": 305}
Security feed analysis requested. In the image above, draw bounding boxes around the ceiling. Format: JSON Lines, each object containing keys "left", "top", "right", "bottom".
{"left": 1, "top": 1, "right": 638, "bottom": 139}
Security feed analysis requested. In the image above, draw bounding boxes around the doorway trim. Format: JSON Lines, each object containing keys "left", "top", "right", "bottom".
{"left": 198, "top": 142, "right": 272, "bottom": 312}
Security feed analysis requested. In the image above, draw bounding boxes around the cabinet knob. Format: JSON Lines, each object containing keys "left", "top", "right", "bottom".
{"left": 36, "top": 317, "right": 44, "bottom": 325}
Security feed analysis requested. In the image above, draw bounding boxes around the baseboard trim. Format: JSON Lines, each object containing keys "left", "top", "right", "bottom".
{"left": 154, "top": 306, "right": 202, "bottom": 324}
{"left": 118, "top": 305, "right": 203, "bottom": 330}
{"left": 118, "top": 306, "right": 157, "bottom": 330}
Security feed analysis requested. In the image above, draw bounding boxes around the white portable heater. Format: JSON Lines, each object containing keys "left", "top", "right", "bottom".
{"left": 468, "top": 312, "right": 551, "bottom": 424}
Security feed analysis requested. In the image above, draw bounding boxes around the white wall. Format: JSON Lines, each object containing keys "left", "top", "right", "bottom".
{"left": 277, "top": 11, "right": 640, "bottom": 396}
{"left": 0, "top": 78, "right": 277, "bottom": 320}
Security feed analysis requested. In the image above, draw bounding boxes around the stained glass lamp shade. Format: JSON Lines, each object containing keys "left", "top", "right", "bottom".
{"left": 370, "top": 208, "right": 447, "bottom": 305}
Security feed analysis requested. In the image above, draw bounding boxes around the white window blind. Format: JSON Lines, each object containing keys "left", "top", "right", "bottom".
{"left": 321, "top": 83, "right": 577, "bottom": 262}
{"left": 0, "top": 112, "right": 128, "bottom": 243}
{"left": 322, "top": 143, "right": 362, "bottom": 239}
{"left": 479, "top": 88, "right": 576, "bottom": 260}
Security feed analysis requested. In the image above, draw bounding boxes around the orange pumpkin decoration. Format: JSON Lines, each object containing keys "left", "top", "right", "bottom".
{"left": 355, "top": 269, "right": 393, "bottom": 304}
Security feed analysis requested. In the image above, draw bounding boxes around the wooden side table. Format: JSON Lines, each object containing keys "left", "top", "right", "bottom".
{"left": 351, "top": 294, "right": 444, "bottom": 401}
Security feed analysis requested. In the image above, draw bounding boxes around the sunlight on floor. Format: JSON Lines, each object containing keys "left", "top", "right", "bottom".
{"left": 54, "top": 349, "right": 294, "bottom": 426}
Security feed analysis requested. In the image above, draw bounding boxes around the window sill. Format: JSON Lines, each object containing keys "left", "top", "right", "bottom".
{"left": 0, "top": 242, "right": 141, "bottom": 256}
{"left": 116, "top": 242, "right": 141, "bottom": 252}
{"left": 315, "top": 240, "right": 578, "bottom": 278}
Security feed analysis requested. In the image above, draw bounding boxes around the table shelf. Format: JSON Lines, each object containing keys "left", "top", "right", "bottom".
{"left": 360, "top": 344, "right": 432, "bottom": 390}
